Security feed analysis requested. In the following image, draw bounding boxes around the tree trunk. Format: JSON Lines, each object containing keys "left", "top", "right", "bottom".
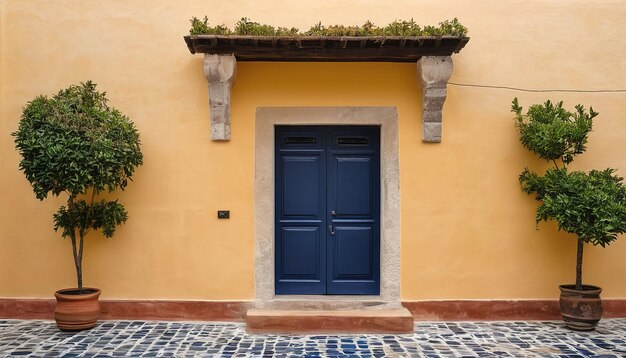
{"left": 70, "top": 232, "right": 82, "bottom": 293}
{"left": 576, "top": 238, "right": 584, "bottom": 290}
{"left": 76, "top": 261, "right": 83, "bottom": 294}
{"left": 77, "top": 230, "right": 84, "bottom": 294}
{"left": 67, "top": 196, "right": 83, "bottom": 293}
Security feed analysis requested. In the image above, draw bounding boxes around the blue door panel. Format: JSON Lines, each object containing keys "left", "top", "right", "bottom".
{"left": 275, "top": 126, "right": 326, "bottom": 295}
{"left": 327, "top": 126, "right": 380, "bottom": 294}
{"left": 280, "top": 227, "right": 321, "bottom": 279}
{"left": 276, "top": 125, "right": 380, "bottom": 295}
{"left": 332, "top": 226, "right": 374, "bottom": 278}
{"left": 335, "top": 156, "right": 373, "bottom": 217}
{"left": 282, "top": 156, "right": 321, "bottom": 217}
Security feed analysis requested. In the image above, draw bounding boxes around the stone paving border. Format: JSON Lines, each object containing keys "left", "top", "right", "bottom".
{"left": 1, "top": 319, "right": 625, "bottom": 357}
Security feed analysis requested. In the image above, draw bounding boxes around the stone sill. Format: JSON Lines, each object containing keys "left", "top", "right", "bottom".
{"left": 258, "top": 295, "right": 401, "bottom": 311}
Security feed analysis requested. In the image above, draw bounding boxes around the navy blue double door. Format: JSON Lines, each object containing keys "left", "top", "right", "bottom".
{"left": 275, "top": 126, "right": 380, "bottom": 295}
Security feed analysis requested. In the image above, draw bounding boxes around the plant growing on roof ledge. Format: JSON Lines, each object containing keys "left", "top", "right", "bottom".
{"left": 183, "top": 17, "right": 470, "bottom": 62}
{"left": 189, "top": 16, "right": 468, "bottom": 37}
{"left": 512, "top": 98, "right": 626, "bottom": 331}
{"left": 12, "top": 81, "right": 143, "bottom": 331}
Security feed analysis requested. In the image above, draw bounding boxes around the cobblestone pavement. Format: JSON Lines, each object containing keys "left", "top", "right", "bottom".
{"left": 1, "top": 319, "right": 625, "bottom": 357}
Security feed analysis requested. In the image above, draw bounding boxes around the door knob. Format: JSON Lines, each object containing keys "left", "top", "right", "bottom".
{"left": 331, "top": 210, "right": 337, "bottom": 216}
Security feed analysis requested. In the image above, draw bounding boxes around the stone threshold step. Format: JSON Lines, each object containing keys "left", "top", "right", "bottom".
{"left": 246, "top": 308, "right": 414, "bottom": 334}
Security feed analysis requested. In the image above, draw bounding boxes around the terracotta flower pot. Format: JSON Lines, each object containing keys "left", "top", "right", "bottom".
{"left": 558, "top": 284, "right": 602, "bottom": 331}
{"left": 54, "top": 287, "right": 101, "bottom": 331}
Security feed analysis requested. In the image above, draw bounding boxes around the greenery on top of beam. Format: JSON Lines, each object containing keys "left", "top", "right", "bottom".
{"left": 189, "top": 17, "right": 468, "bottom": 37}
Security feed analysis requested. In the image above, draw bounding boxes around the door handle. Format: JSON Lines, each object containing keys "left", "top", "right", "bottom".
{"left": 328, "top": 225, "right": 336, "bottom": 235}
{"left": 331, "top": 210, "right": 337, "bottom": 216}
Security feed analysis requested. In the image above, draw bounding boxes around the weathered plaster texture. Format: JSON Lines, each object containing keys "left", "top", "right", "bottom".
{"left": 417, "top": 56, "right": 453, "bottom": 143}
{"left": 254, "top": 107, "right": 400, "bottom": 310}
{"left": 204, "top": 54, "right": 237, "bottom": 140}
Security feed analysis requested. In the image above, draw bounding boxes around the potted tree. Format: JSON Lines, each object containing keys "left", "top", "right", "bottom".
{"left": 511, "top": 98, "right": 626, "bottom": 331}
{"left": 12, "top": 82, "right": 143, "bottom": 331}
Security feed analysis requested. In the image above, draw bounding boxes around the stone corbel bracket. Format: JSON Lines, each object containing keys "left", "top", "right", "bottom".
{"left": 204, "top": 54, "right": 237, "bottom": 141}
{"left": 202, "top": 54, "right": 453, "bottom": 142}
{"left": 417, "top": 56, "right": 453, "bottom": 143}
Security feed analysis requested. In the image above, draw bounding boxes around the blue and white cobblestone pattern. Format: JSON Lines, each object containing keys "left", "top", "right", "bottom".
{"left": 1, "top": 319, "right": 625, "bottom": 357}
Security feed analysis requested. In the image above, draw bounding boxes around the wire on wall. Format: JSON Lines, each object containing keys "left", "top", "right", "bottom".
{"left": 447, "top": 82, "right": 626, "bottom": 93}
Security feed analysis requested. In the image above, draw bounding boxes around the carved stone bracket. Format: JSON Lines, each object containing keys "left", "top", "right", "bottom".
{"left": 204, "top": 54, "right": 237, "bottom": 141}
{"left": 188, "top": 35, "right": 468, "bottom": 142}
{"left": 201, "top": 54, "right": 454, "bottom": 142}
{"left": 417, "top": 56, "right": 453, "bottom": 143}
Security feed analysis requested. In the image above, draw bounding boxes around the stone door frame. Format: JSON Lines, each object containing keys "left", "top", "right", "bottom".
{"left": 254, "top": 107, "right": 400, "bottom": 310}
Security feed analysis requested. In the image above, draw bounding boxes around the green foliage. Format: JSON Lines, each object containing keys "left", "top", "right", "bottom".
{"left": 53, "top": 199, "right": 128, "bottom": 238}
{"left": 235, "top": 17, "right": 272, "bottom": 36}
{"left": 13, "top": 81, "right": 143, "bottom": 200}
{"left": 382, "top": 19, "right": 421, "bottom": 36}
{"left": 514, "top": 98, "right": 626, "bottom": 287}
{"left": 520, "top": 168, "right": 626, "bottom": 247}
{"left": 275, "top": 27, "right": 301, "bottom": 36}
{"left": 303, "top": 21, "right": 325, "bottom": 36}
{"left": 189, "top": 17, "right": 468, "bottom": 37}
{"left": 190, "top": 16, "right": 231, "bottom": 35}
{"left": 13, "top": 81, "right": 143, "bottom": 290}
{"left": 433, "top": 18, "right": 468, "bottom": 36}
{"left": 307, "top": 23, "right": 374, "bottom": 37}
{"left": 512, "top": 98, "right": 597, "bottom": 165}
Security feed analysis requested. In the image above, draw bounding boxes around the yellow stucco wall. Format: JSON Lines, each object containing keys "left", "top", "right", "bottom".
{"left": 1, "top": 0, "right": 625, "bottom": 300}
